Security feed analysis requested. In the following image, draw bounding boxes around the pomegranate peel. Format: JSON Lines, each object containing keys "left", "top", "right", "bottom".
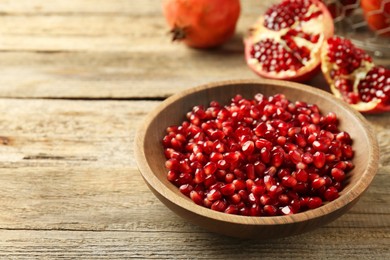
{"left": 162, "top": 0, "right": 241, "bottom": 48}
{"left": 244, "top": 0, "right": 334, "bottom": 82}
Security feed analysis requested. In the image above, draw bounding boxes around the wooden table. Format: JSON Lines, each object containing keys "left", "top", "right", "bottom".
{"left": 0, "top": 0, "right": 389, "bottom": 258}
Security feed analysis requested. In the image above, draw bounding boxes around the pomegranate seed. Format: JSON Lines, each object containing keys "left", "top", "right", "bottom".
{"left": 204, "top": 162, "right": 217, "bottom": 175}
{"left": 209, "top": 152, "right": 223, "bottom": 162}
{"left": 263, "top": 205, "right": 277, "bottom": 216}
{"left": 204, "top": 175, "right": 216, "bottom": 188}
{"left": 220, "top": 183, "right": 235, "bottom": 196}
{"left": 294, "top": 169, "right": 308, "bottom": 182}
{"left": 211, "top": 199, "right": 228, "bottom": 212}
{"left": 229, "top": 193, "right": 242, "bottom": 205}
{"left": 313, "top": 151, "right": 326, "bottom": 168}
{"left": 342, "top": 144, "right": 354, "bottom": 159}
{"left": 165, "top": 158, "right": 179, "bottom": 171}
{"left": 179, "top": 184, "right": 193, "bottom": 196}
{"left": 251, "top": 185, "right": 266, "bottom": 196}
{"left": 281, "top": 175, "right": 298, "bottom": 188}
{"left": 163, "top": 93, "right": 355, "bottom": 216}
{"left": 255, "top": 138, "right": 273, "bottom": 150}
{"left": 312, "top": 140, "right": 328, "bottom": 152}
{"left": 207, "top": 189, "right": 222, "bottom": 201}
{"left": 194, "top": 168, "right": 206, "bottom": 184}
{"left": 289, "top": 150, "right": 302, "bottom": 164}
{"left": 190, "top": 190, "right": 203, "bottom": 205}
{"left": 302, "top": 152, "right": 313, "bottom": 164}
{"left": 232, "top": 179, "right": 246, "bottom": 191}
{"left": 324, "top": 187, "right": 339, "bottom": 201}
{"left": 224, "top": 205, "right": 239, "bottom": 214}
{"left": 331, "top": 168, "right": 346, "bottom": 182}
{"left": 311, "top": 177, "right": 326, "bottom": 190}
{"left": 167, "top": 170, "right": 178, "bottom": 182}
{"left": 225, "top": 173, "right": 235, "bottom": 183}
{"left": 241, "top": 140, "right": 255, "bottom": 155}
{"left": 307, "top": 197, "right": 322, "bottom": 209}
{"left": 260, "top": 194, "right": 272, "bottom": 205}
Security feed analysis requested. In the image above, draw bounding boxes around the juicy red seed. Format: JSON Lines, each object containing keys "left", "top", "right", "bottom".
{"left": 342, "top": 144, "right": 354, "bottom": 159}
{"left": 242, "top": 141, "right": 255, "bottom": 155}
{"left": 302, "top": 152, "right": 313, "bottom": 164}
{"left": 253, "top": 161, "right": 266, "bottom": 176}
{"left": 294, "top": 169, "right": 308, "bottom": 182}
{"left": 260, "top": 194, "right": 272, "bottom": 205}
{"left": 190, "top": 190, "right": 203, "bottom": 205}
{"left": 210, "top": 152, "right": 223, "bottom": 162}
{"left": 204, "top": 162, "right": 217, "bottom": 175}
{"left": 224, "top": 205, "right": 239, "bottom": 214}
{"left": 211, "top": 200, "right": 228, "bottom": 212}
{"left": 307, "top": 197, "right": 322, "bottom": 209}
{"left": 334, "top": 161, "right": 347, "bottom": 170}
{"left": 255, "top": 138, "right": 273, "bottom": 150}
{"left": 281, "top": 176, "right": 298, "bottom": 188}
{"left": 324, "top": 187, "right": 340, "bottom": 201}
{"left": 207, "top": 189, "right": 222, "bottom": 201}
{"left": 167, "top": 170, "right": 178, "bottom": 182}
{"left": 204, "top": 175, "right": 217, "bottom": 188}
{"left": 225, "top": 173, "right": 235, "bottom": 183}
{"left": 260, "top": 148, "right": 271, "bottom": 164}
{"left": 312, "top": 140, "right": 328, "bottom": 152}
{"left": 179, "top": 184, "right": 193, "bottom": 196}
{"left": 251, "top": 185, "right": 266, "bottom": 196}
{"left": 163, "top": 93, "right": 354, "bottom": 216}
{"left": 220, "top": 183, "right": 235, "bottom": 196}
{"left": 313, "top": 151, "right": 326, "bottom": 168}
{"left": 165, "top": 158, "right": 179, "bottom": 171}
{"left": 263, "top": 205, "right": 278, "bottom": 216}
{"left": 271, "top": 152, "right": 284, "bottom": 167}
{"left": 232, "top": 179, "right": 246, "bottom": 191}
{"left": 289, "top": 150, "right": 302, "bottom": 164}
{"left": 311, "top": 177, "right": 326, "bottom": 190}
{"left": 331, "top": 168, "right": 346, "bottom": 182}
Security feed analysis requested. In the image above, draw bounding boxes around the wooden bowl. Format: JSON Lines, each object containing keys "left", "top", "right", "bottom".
{"left": 135, "top": 79, "right": 379, "bottom": 239}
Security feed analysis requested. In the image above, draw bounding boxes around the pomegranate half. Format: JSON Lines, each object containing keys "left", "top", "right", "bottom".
{"left": 244, "top": 0, "right": 334, "bottom": 82}
{"left": 321, "top": 36, "right": 390, "bottom": 113}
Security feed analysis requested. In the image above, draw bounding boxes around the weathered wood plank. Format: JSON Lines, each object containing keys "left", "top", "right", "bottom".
{"left": 0, "top": 228, "right": 388, "bottom": 259}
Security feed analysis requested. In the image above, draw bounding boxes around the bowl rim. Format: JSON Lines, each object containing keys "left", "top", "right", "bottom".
{"left": 135, "top": 79, "right": 379, "bottom": 226}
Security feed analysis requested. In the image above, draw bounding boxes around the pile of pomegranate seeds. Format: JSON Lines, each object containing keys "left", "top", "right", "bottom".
{"left": 162, "top": 93, "right": 354, "bottom": 216}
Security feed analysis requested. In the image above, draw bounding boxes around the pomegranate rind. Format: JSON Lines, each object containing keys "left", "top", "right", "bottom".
{"left": 163, "top": 0, "right": 241, "bottom": 48}
{"left": 321, "top": 39, "right": 390, "bottom": 113}
{"left": 244, "top": 0, "right": 334, "bottom": 82}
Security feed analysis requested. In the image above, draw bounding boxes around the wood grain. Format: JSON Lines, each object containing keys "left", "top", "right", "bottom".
{"left": 0, "top": 0, "right": 389, "bottom": 257}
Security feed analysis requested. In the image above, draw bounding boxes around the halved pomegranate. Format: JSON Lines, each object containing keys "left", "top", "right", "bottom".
{"left": 321, "top": 36, "right": 390, "bottom": 113}
{"left": 244, "top": 0, "right": 334, "bottom": 82}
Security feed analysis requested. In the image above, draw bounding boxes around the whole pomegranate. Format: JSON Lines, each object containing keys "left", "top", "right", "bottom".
{"left": 361, "top": 0, "right": 390, "bottom": 37}
{"left": 244, "top": 0, "right": 334, "bottom": 82}
{"left": 162, "top": 0, "right": 241, "bottom": 48}
{"left": 321, "top": 36, "right": 390, "bottom": 113}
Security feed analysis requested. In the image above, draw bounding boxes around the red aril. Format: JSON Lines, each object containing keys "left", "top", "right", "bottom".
{"left": 162, "top": 0, "right": 240, "bottom": 48}
{"left": 163, "top": 93, "right": 355, "bottom": 216}
{"left": 244, "top": 0, "right": 334, "bottom": 82}
{"left": 321, "top": 36, "right": 390, "bottom": 113}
